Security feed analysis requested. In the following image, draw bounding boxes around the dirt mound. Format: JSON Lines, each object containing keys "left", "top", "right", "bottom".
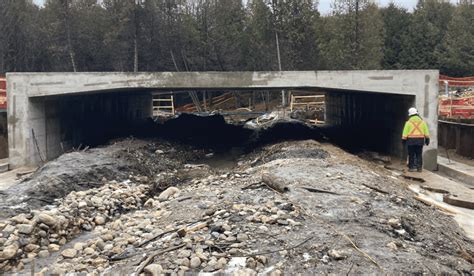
{"left": 0, "top": 139, "right": 199, "bottom": 219}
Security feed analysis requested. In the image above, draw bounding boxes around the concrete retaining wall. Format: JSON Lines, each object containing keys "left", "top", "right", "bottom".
{"left": 438, "top": 120, "right": 474, "bottom": 158}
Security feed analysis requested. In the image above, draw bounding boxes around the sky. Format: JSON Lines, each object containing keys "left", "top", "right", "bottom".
{"left": 32, "top": 0, "right": 456, "bottom": 14}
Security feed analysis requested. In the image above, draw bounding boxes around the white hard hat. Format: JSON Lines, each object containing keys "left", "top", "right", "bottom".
{"left": 408, "top": 107, "right": 418, "bottom": 116}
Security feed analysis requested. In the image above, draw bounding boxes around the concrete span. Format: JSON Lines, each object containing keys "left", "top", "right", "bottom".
{"left": 6, "top": 70, "right": 439, "bottom": 169}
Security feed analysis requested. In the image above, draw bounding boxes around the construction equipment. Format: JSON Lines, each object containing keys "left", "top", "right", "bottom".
{"left": 290, "top": 94, "right": 325, "bottom": 112}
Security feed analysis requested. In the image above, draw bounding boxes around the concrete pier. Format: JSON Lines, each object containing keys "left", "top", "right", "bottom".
{"left": 6, "top": 70, "right": 439, "bottom": 168}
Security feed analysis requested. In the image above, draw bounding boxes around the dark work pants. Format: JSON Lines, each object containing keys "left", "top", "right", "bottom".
{"left": 407, "top": 145, "right": 423, "bottom": 169}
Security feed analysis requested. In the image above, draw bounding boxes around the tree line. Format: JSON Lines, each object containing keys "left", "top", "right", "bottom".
{"left": 0, "top": 0, "right": 472, "bottom": 76}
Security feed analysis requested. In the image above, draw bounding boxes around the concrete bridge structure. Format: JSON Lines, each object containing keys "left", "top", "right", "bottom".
{"left": 6, "top": 70, "right": 439, "bottom": 169}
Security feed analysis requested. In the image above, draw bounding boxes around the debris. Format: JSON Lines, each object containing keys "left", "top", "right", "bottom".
{"left": 362, "top": 183, "right": 389, "bottom": 195}
{"left": 402, "top": 174, "right": 425, "bottom": 182}
{"left": 414, "top": 195, "right": 459, "bottom": 215}
{"left": 136, "top": 244, "right": 186, "bottom": 275}
{"left": 300, "top": 186, "right": 340, "bottom": 195}
{"left": 0, "top": 138, "right": 472, "bottom": 274}
{"left": 443, "top": 195, "right": 474, "bottom": 210}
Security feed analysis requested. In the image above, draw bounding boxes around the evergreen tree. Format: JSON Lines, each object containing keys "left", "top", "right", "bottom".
{"left": 399, "top": 0, "right": 454, "bottom": 69}
{"left": 380, "top": 3, "right": 410, "bottom": 69}
{"left": 319, "top": 0, "right": 384, "bottom": 69}
{"left": 437, "top": 2, "right": 474, "bottom": 76}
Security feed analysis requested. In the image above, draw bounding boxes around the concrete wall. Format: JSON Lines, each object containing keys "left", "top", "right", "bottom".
{"left": 6, "top": 70, "right": 439, "bottom": 168}
{"left": 8, "top": 91, "right": 151, "bottom": 166}
{"left": 438, "top": 121, "right": 474, "bottom": 158}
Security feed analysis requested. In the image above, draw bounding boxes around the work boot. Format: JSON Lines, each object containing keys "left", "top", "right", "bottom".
{"left": 408, "top": 168, "right": 416, "bottom": 172}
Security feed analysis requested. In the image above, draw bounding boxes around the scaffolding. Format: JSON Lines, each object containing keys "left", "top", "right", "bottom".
{"left": 152, "top": 94, "right": 175, "bottom": 116}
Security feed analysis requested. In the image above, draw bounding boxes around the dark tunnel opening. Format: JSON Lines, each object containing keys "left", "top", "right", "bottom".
{"left": 31, "top": 88, "right": 416, "bottom": 164}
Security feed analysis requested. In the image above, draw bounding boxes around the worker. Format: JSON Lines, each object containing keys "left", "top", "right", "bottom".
{"left": 402, "top": 108, "right": 430, "bottom": 172}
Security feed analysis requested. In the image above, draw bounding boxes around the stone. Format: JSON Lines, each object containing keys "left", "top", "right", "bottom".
{"left": 386, "top": 241, "right": 398, "bottom": 250}
{"left": 37, "top": 213, "right": 57, "bottom": 227}
{"left": 216, "top": 257, "right": 227, "bottom": 269}
{"left": 59, "top": 237, "right": 67, "bottom": 245}
{"left": 94, "top": 216, "right": 106, "bottom": 225}
{"left": 17, "top": 224, "right": 35, "bottom": 234}
{"left": 102, "top": 233, "right": 114, "bottom": 241}
{"left": 73, "top": 242, "right": 86, "bottom": 251}
{"left": 256, "top": 255, "right": 267, "bottom": 264}
{"left": 190, "top": 257, "right": 201, "bottom": 269}
{"left": 269, "top": 269, "right": 283, "bottom": 276}
{"left": 246, "top": 257, "right": 257, "bottom": 269}
{"left": 78, "top": 201, "right": 88, "bottom": 208}
{"left": 234, "top": 268, "right": 257, "bottom": 276}
{"left": 91, "top": 257, "right": 108, "bottom": 266}
{"left": 48, "top": 244, "right": 60, "bottom": 252}
{"left": 236, "top": 233, "right": 249, "bottom": 242}
{"left": 179, "top": 258, "right": 190, "bottom": 267}
{"left": 61, "top": 248, "right": 77, "bottom": 258}
{"left": 388, "top": 218, "right": 401, "bottom": 228}
{"left": 38, "top": 250, "right": 50, "bottom": 258}
{"left": 178, "top": 249, "right": 191, "bottom": 258}
{"left": 111, "top": 246, "right": 123, "bottom": 255}
{"left": 144, "top": 264, "right": 163, "bottom": 276}
{"left": 0, "top": 242, "right": 19, "bottom": 261}
{"left": 328, "top": 249, "right": 348, "bottom": 260}
{"left": 144, "top": 198, "right": 156, "bottom": 208}
{"left": 26, "top": 253, "right": 37, "bottom": 259}
{"left": 38, "top": 230, "right": 47, "bottom": 238}
{"left": 84, "top": 247, "right": 95, "bottom": 255}
{"left": 258, "top": 225, "right": 269, "bottom": 232}
{"left": 25, "top": 244, "right": 40, "bottom": 252}
{"left": 3, "top": 224, "right": 16, "bottom": 233}
{"left": 158, "top": 187, "right": 180, "bottom": 201}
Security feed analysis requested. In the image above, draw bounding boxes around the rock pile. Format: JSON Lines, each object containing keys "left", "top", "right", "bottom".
{"left": 23, "top": 168, "right": 299, "bottom": 275}
{"left": 0, "top": 179, "right": 150, "bottom": 271}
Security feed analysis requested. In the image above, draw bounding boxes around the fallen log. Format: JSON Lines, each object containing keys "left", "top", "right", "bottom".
{"left": 261, "top": 174, "right": 290, "bottom": 193}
